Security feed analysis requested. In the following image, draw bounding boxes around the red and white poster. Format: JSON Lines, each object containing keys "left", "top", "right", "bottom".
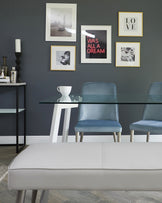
{"left": 86, "top": 30, "right": 107, "bottom": 59}
{"left": 81, "top": 26, "right": 112, "bottom": 63}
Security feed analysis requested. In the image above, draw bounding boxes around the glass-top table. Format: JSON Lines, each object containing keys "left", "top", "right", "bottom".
{"left": 40, "top": 94, "right": 162, "bottom": 143}
{"left": 40, "top": 94, "right": 162, "bottom": 104}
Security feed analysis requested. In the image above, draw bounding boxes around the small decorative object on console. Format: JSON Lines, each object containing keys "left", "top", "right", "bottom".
{"left": 0, "top": 77, "right": 10, "bottom": 83}
{"left": 1, "top": 56, "right": 8, "bottom": 76}
{"left": 0, "top": 67, "right": 10, "bottom": 83}
{"left": 10, "top": 67, "right": 17, "bottom": 83}
{"left": 1, "top": 69, "right": 4, "bottom": 77}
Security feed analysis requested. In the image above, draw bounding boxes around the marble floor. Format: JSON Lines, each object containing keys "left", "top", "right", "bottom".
{"left": 1, "top": 146, "right": 162, "bottom": 203}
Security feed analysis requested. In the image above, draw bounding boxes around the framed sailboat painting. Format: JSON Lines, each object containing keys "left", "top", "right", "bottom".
{"left": 46, "top": 3, "right": 77, "bottom": 41}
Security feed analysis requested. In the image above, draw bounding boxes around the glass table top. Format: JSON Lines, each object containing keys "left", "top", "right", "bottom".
{"left": 40, "top": 94, "right": 162, "bottom": 104}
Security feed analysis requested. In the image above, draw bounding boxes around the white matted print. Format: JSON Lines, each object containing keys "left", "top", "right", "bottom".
{"left": 116, "top": 42, "right": 140, "bottom": 67}
{"left": 46, "top": 3, "right": 77, "bottom": 41}
{"left": 118, "top": 12, "right": 143, "bottom": 37}
{"left": 81, "top": 25, "right": 112, "bottom": 63}
{"left": 51, "top": 46, "right": 76, "bottom": 71}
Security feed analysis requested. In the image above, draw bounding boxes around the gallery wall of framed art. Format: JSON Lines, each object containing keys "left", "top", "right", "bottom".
{"left": 45, "top": 3, "right": 144, "bottom": 70}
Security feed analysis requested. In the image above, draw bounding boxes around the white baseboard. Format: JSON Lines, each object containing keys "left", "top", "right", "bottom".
{"left": 1, "top": 134, "right": 162, "bottom": 145}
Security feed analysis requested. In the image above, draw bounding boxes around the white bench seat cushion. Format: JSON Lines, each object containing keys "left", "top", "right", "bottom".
{"left": 8, "top": 143, "right": 162, "bottom": 191}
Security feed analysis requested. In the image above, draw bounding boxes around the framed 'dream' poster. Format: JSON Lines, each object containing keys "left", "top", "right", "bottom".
{"left": 81, "top": 25, "right": 112, "bottom": 63}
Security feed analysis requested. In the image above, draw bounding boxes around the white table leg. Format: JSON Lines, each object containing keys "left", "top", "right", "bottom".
{"left": 50, "top": 104, "right": 78, "bottom": 143}
{"left": 62, "top": 108, "right": 71, "bottom": 142}
{"left": 49, "top": 104, "right": 62, "bottom": 143}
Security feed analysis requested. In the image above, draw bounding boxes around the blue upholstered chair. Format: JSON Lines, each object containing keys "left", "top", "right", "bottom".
{"left": 130, "top": 82, "right": 162, "bottom": 142}
{"left": 75, "top": 82, "right": 122, "bottom": 142}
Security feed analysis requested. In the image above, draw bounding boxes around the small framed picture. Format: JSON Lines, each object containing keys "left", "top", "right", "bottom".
{"left": 51, "top": 46, "right": 76, "bottom": 71}
{"left": 46, "top": 3, "right": 77, "bottom": 41}
{"left": 116, "top": 42, "right": 140, "bottom": 67}
{"left": 81, "top": 25, "right": 112, "bottom": 63}
{"left": 118, "top": 12, "right": 143, "bottom": 37}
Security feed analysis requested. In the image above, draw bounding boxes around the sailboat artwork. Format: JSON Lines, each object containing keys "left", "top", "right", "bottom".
{"left": 57, "top": 15, "right": 66, "bottom": 31}
{"left": 46, "top": 3, "right": 77, "bottom": 41}
{"left": 50, "top": 8, "right": 72, "bottom": 37}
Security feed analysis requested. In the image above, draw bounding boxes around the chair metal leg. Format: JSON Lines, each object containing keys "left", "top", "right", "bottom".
{"left": 117, "top": 132, "right": 121, "bottom": 142}
{"left": 32, "top": 190, "right": 38, "bottom": 203}
{"left": 147, "top": 131, "right": 150, "bottom": 142}
{"left": 16, "top": 190, "right": 26, "bottom": 203}
{"left": 113, "top": 132, "right": 117, "bottom": 142}
{"left": 130, "top": 130, "right": 134, "bottom": 142}
{"left": 80, "top": 132, "right": 84, "bottom": 142}
{"left": 75, "top": 132, "right": 79, "bottom": 142}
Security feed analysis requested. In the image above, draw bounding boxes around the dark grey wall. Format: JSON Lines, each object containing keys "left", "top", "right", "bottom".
{"left": 0, "top": 0, "right": 162, "bottom": 135}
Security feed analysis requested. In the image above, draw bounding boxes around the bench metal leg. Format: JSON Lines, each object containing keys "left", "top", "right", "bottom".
{"left": 40, "top": 190, "right": 49, "bottom": 203}
{"left": 16, "top": 190, "right": 26, "bottom": 203}
{"left": 32, "top": 190, "right": 38, "bottom": 203}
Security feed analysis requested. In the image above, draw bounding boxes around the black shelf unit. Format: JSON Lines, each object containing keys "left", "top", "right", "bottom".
{"left": 0, "top": 83, "right": 26, "bottom": 153}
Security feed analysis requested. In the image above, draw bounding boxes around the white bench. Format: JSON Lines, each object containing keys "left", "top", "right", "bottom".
{"left": 8, "top": 142, "right": 162, "bottom": 203}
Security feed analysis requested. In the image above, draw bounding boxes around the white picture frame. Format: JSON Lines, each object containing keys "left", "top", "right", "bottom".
{"left": 118, "top": 12, "right": 143, "bottom": 37}
{"left": 46, "top": 3, "right": 77, "bottom": 41}
{"left": 51, "top": 45, "right": 76, "bottom": 71}
{"left": 81, "top": 25, "right": 112, "bottom": 63}
{"left": 116, "top": 42, "right": 140, "bottom": 67}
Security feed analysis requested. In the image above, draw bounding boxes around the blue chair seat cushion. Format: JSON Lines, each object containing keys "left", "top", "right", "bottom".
{"left": 130, "top": 120, "right": 162, "bottom": 134}
{"left": 75, "top": 120, "right": 122, "bottom": 133}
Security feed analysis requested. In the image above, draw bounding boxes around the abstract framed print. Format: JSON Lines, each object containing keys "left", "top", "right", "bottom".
{"left": 81, "top": 25, "right": 112, "bottom": 63}
{"left": 46, "top": 3, "right": 77, "bottom": 41}
{"left": 118, "top": 12, "right": 143, "bottom": 37}
{"left": 51, "top": 46, "right": 76, "bottom": 71}
{"left": 116, "top": 42, "right": 140, "bottom": 67}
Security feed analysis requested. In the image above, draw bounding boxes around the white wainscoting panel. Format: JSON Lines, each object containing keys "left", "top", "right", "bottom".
{"left": 0, "top": 135, "right": 162, "bottom": 145}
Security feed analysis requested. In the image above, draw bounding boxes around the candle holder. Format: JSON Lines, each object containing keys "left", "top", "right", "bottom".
{"left": 15, "top": 52, "right": 21, "bottom": 82}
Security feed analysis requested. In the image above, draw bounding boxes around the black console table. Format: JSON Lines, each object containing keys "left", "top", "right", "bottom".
{"left": 0, "top": 83, "right": 26, "bottom": 153}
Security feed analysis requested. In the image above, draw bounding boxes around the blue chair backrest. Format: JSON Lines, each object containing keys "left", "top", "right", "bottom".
{"left": 143, "top": 82, "right": 162, "bottom": 120}
{"left": 78, "top": 82, "right": 119, "bottom": 121}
